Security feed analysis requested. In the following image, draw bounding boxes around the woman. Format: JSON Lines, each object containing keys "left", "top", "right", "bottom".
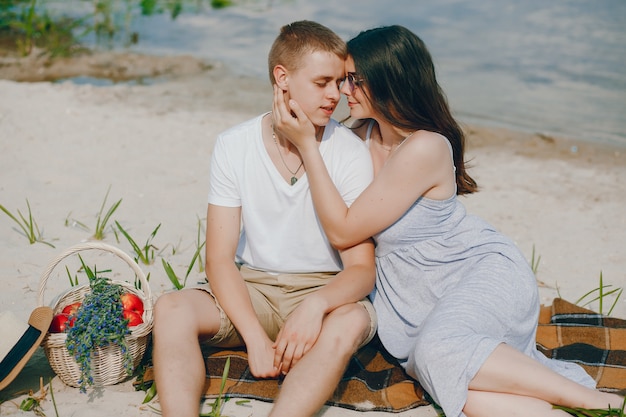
{"left": 272, "top": 25, "right": 624, "bottom": 417}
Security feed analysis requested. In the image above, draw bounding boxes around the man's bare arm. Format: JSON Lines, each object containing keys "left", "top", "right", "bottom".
{"left": 205, "top": 203, "right": 280, "bottom": 378}
{"left": 272, "top": 238, "right": 376, "bottom": 372}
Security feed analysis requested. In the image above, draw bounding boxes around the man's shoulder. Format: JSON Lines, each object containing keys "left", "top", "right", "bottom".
{"left": 217, "top": 113, "right": 264, "bottom": 143}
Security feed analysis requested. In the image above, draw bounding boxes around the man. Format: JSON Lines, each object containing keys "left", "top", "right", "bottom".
{"left": 152, "top": 20, "right": 376, "bottom": 417}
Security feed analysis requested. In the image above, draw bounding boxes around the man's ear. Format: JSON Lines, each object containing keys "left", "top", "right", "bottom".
{"left": 273, "top": 64, "right": 289, "bottom": 91}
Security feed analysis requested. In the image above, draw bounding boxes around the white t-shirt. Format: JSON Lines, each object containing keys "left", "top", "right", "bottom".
{"left": 208, "top": 113, "right": 373, "bottom": 274}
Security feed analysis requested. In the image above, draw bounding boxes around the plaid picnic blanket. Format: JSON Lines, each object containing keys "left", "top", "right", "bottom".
{"left": 137, "top": 298, "right": 626, "bottom": 411}
{"left": 195, "top": 336, "right": 430, "bottom": 413}
{"left": 536, "top": 298, "right": 626, "bottom": 395}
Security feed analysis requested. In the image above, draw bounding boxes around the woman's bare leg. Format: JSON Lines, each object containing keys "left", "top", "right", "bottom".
{"left": 469, "top": 343, "right": 623, "bottom": 410}
{"left": 465, "top": 390, "right": 574, "bottom": 417}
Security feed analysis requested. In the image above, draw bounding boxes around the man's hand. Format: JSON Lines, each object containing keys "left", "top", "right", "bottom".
{"left": 272, "top": 296, "right": 326, "bottom": 374}
{"left": 272, "top": 85, "right": 317, "bottom": 152}
{"left": 247, "top": 336, "right": 282, "bottom": 379}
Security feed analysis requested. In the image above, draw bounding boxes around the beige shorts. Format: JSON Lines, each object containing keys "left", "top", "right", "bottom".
{"left": 195, "top": 265, "right": 377, "bottom": 349}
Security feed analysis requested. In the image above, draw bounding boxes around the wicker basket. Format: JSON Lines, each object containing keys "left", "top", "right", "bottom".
{"left": 37, "top": 242, "right": 153, "bottom": 388}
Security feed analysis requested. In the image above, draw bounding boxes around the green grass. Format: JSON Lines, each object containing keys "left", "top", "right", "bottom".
{"left": 142, "top": 357, "right": 235, "bottom": 416}
{"left": 575, "top": 271, "right": 623, "bottom": 317}
{"left": 161, "top": 215, "right": 206, "bottom": 290}
{"left": 162, "top": 240, "right": 205, "bottom": 290}
{"left": 530, "top": 244, "right": 541, "bottom": 274}
{"left": 18, "top": 395, "right": 44, "bottom": 415}
{"left": 532, "top": 246, "right": 622, "bottom": 317}
{"left": 49, "top": 376, "right": 59, "bottom": 417}
{"left": 0, "top": 199, "right": 55, "bottom": 247}
{"left": 12, "top": 0, "right": 37, "bottom": 56}
{"left": 1, "top": 0, "right": 89, "bottom": 57}
{"left": 63, "top": 255, "right": 113, "bottom": 287}
{"left": 64, "top": 211, "right": 89, "bottom": 231}
{"left": 1, "top": 0, "right": 237, "bottom": 57}
{"left": 195, "top": 216, "right": 206, "bottom": 274}
{"left": 202, "top": 357, "right": 231, "bottom": 417}
{"left": 17, "top": 377, "right": 58, "bottom": 417}
{"left": 555, "top": 396, "right": 626, "bottom": 416}
{"left": 93, "top": 187, "right": 122, "bottom": 240}
{"left": 115, "top": 221, "right": 161, "bottom": 265}
{"left": 66, "top": 265, "right": 79, "bottom": 287}
{"left": 161, "top": 258, "right": 183, "bottom": 290}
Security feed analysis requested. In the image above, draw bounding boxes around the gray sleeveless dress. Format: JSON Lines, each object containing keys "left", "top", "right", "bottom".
{"left": 366, "top": 128, "right": 595, "bottom": 417}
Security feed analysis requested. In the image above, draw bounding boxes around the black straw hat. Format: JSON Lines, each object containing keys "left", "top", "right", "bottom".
{"left": 0, "top": 306, "right": 53, "bottom": 391}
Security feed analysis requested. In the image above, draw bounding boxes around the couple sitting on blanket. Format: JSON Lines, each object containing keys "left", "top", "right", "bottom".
{"left": 151, "top": 21, "right": 624, "bottom": 417}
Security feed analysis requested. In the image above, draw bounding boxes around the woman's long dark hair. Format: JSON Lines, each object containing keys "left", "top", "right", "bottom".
{"left": 347, "top": 25, "right": 477, "bottom": 194}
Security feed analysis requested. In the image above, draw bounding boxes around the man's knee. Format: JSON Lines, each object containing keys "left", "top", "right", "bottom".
{"left": 154, "top": 290, "right": 188, "bottom": 322}
{"left": 153, "top": 289, "right": 219, "bottom": 337}
{"left": 321, "top": 303, "right": 373, "bottom": 353}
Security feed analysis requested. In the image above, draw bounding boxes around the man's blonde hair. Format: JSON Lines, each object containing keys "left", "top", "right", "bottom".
{"left": 268, "top": 20, "right": 346, "bottom": 85}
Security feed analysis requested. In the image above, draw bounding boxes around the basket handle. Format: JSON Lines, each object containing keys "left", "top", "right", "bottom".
{"left": 37, "top": 242, "right": 152, "bottom": 308}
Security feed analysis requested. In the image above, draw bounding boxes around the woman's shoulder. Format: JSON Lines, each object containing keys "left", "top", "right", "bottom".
{"left": 404, "top": 130, "right": 450, "bottom": 158}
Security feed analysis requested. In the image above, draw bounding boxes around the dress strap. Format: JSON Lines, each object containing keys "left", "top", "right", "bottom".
{"left": 365, "top": 120, "right": 375, "bottom": 141}
{"left": 363, "top": 119, "right": 376, "bottom": 148}
{"left": 440, "top": 134, "right": 456, "bottom": 173}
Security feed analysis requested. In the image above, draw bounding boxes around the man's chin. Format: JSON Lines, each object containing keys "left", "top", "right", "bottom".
{"left": 311, "top": 113, "right": 332, "bottom": 127}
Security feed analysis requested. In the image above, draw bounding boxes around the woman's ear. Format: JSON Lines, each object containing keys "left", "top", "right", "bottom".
{"left": 273, "top": 64, "right": 289, "bottom": 91}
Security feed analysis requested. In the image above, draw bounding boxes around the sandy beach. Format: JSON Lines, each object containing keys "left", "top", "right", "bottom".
{"left": 0, "top": 53, "right": 625, "bottom": 416}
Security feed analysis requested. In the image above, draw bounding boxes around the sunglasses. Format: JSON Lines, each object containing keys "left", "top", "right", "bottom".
{"left": 343, "top": 72, "right": 363, "bottom": 93}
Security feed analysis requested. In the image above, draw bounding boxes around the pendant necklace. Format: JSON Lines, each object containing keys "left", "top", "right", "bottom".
{"left": 272, "top": 131, "right": 304, "bottom": 185}
{"left": 377, "top": 131, "right": 416, "bottom": 153}
{"left": 272, "top": 126, "right": 324, "bottom": 185}
{"left": 376, "top": 138, "right": 393, "bottom": 152}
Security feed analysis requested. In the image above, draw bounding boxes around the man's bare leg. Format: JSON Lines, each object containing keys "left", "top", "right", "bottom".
{"left": 152, "top": 289, "right": 222, "bottom": 417}
{"left": 268, "top": 303, "right": 372, "bottom": 417}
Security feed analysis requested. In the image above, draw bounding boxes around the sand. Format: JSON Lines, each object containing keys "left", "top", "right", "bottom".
{"left": 0, "top": 53, "right": 625, "bottom": 416}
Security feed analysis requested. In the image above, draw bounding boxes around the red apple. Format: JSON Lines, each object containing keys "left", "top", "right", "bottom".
{"left": 61, "top": 302, "right": 82, "bottom": 316}
{"left": 120, "top": 293, "right": 144, "bottom": 315}
{"left": 122, "top": 310, "right": 143, "bottom": 327}
{"left": 49, "top": 314, "right": 71, "bottom": 333}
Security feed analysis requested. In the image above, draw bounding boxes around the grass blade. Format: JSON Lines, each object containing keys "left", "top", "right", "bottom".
{"left": 162, "top": 258, "right": 183, "bottom": 290}
{"left": 215, "top": 356, "right": 231, "bottom": 413}
{"left": 116, "top": 221, "right": 143, "bottom": 257}
{"left": 0, "top": 203, "right": 31, "bottom": 238}
{"left": 94, "top": 186, "right": 122, "bottom": 240}
{"left": 185, "top": 241, "right": 206, "bottom": 285}
{"left": 0, "top": 200, "right": 55, "bottom": 247}
{"left": 203, "top": 356, "right": 231, "bottom": 417}
{"left": 607, "top": 288, "right": 623, "bottom": 316}
{"left": 142, "top": 383, "right": 157, "bottom": 404}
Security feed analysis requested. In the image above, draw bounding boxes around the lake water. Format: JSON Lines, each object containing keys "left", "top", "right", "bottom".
{"left": 77, "top": 0, "right": 626, "bottom": 148}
